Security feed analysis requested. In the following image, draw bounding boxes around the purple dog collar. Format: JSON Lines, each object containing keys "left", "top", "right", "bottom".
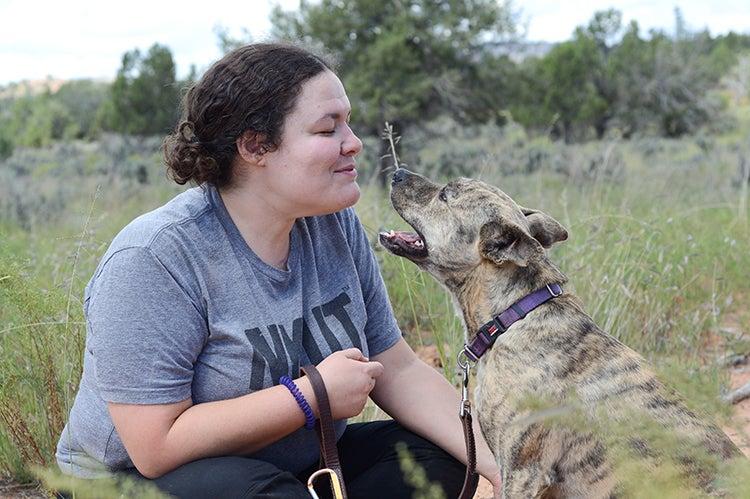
{"left": 462, "top": 283, "right": 563, "bottom": 362}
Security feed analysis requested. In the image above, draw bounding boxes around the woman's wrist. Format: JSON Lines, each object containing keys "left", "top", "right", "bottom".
{"left": 279, "top": 375, "right": 316, "bottom": 428}
{"left": 292, "top": 376, "right": 319, "bottom": 419}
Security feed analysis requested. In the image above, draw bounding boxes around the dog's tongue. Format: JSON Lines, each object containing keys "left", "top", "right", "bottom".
{"left": 393, "top": 231, "right": 420, "bottom": 243}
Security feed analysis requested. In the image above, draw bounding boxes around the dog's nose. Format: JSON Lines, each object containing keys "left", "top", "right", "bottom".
{"left": 392, "top": 168, "right": 409, "bottom": 185}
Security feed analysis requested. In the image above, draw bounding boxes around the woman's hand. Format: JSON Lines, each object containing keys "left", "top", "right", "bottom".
{"left": 490, "top": 467, "right": 502, "bottom": 498}
{"left": 314, "top": 348, "right": 384, "bottom": 419}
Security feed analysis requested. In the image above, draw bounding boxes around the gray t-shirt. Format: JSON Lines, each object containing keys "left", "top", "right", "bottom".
{"left": 56, "top": 184, "right": 402, "bottom": 479}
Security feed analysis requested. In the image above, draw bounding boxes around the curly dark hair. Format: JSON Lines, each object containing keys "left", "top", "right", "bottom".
{"left": 163, "top": 43, "right": 334, "bottom": 188}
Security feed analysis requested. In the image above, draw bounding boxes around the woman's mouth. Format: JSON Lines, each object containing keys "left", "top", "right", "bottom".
{"left": 334, "top": 164, "right": 357, "bottom": 177}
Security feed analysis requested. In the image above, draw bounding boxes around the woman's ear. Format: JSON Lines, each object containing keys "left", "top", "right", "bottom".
{"left": 236, "top": 131, "right": 269, "bottom": 165}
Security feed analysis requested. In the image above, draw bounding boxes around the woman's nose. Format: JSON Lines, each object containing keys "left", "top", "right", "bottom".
{"left": 342, "top": 125, "right": 362, "bottom": 157}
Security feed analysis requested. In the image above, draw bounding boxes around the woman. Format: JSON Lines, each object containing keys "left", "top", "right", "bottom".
{"left": 56, "top": 42, "right": 501, "bottom": 498}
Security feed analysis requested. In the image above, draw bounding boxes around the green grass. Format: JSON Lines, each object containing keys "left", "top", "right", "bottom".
{"left": 1, "top": 120, "right": 750, "bottom": 495}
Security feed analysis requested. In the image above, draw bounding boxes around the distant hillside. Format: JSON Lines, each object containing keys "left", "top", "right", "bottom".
{"left": 0, "top": 78, "right": 68, "bottom": 99}
{"left": 0, "top": 77, "right": 110, "bottom": 100}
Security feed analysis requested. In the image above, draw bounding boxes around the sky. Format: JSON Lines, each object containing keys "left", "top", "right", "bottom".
{"left": 1, "top": 0, "right": 749, "bottom": 86}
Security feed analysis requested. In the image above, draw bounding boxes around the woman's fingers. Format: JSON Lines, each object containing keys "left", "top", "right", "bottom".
{"left": 365, "top": 360, "right": 384, "bottom": 378}
{"left": 340, "top": 348, "right": 366, "bottom": 361}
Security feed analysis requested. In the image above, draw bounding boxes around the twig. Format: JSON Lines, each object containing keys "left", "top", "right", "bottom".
{"left": 65, "top": 185, "right": 99, "bottom": 364}
{"left": 382, "top": 121, "right": 402, "bottom": 171}
{"left": 722, "top": 381, "right": 750, "bottom": 404}
{"left": 739, "top": 152, "right": 749, "bottom": 226}
{"left": 65, "top": 185, "right": 99, "bottom": 334}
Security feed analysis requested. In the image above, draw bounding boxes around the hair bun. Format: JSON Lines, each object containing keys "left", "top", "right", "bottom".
{"left": 163, "top": 126, "right": 221, "bottom": 185}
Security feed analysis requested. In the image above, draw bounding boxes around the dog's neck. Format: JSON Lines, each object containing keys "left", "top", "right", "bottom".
{"left": 451, "top": 256, "right": 568, "bottom": 333}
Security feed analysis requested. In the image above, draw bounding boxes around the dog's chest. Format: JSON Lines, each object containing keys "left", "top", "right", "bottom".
{"left": 473, "top": 335, "right": 565, "bottom": 448}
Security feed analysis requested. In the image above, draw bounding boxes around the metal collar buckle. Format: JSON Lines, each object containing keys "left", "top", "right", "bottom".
{"left": 547, "top": 283, "right": 562, "bottom": 297}
{"left": 458, "top": 346, "right": 478, "bottom": 368}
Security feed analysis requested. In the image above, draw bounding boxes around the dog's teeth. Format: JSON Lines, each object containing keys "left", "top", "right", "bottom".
{"left": 415, "top": 240, "right": 423, "bottom": 248}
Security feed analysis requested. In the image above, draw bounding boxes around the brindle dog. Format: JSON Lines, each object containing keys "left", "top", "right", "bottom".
{"left": 379, "top": 169, "right": 741, "bottom": 498}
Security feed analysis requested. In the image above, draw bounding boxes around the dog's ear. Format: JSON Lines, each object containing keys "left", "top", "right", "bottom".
{"left": 521, "top": 207, "right": 568, "bottom": 248}
{"left": 479, "top": 221, "right": 544, "bottom": 267}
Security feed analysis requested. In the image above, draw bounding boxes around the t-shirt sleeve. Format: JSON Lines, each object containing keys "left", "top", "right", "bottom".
{"left": 340, "top": 208, "right": 403, "bottom": 357}
{"left": 87, "top": 246, "right": 208, "bottom": 404}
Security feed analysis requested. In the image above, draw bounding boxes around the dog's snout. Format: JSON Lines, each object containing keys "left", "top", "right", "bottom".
{"left": 391, "top": 168, "right": 410, "bottom": 185}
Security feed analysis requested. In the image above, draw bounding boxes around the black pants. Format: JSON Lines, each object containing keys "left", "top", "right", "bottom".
{"left": 57, "top": 420, "right": 466, "bottom": 498}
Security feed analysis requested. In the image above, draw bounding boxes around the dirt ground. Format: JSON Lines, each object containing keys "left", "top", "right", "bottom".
{"left": 718, "top": 303, "right": 750, "bottom": 458}
{"left": 722, "top": 367, "right": 750, "bottom": 457}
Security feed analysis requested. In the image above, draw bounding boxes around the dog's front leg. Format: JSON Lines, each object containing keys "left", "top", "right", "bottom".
{"left": 501, "top": 464, "right": 560, "bottom": 499}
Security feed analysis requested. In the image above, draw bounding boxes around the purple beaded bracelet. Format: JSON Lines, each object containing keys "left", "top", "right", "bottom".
{"left": 279, "top": 375, "right": 315, "bottom": 429}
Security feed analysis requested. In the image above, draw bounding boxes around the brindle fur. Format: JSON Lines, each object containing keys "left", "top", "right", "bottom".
{"left": 380, "top": 170, "right": 742, "bottom": 498}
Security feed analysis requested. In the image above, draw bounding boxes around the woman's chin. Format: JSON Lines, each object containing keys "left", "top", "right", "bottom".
{"left": 312, "top": 185, "right": 361, "bottom": 216}
{"left": 341, "top": 183, "right": 361, "bottom": 207}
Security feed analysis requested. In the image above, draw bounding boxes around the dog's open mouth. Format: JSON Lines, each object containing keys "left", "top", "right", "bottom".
{"left": 378, "top": 229, "right": 428, "bottom": 259}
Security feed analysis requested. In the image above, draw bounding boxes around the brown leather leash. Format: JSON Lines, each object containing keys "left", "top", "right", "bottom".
{"left": 301, "top": 364, "right": 348, "bottom": 499}
{"left": 457, "top": 354, "right": 480, "bottom": 499}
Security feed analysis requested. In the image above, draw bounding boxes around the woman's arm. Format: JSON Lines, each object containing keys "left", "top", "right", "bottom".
{"left": 110, "top": 348, "right": 383, "bottom": 479}
{"left": 109, "top": 378, "right": 316, "bottom": 479}
{"left": 370, "top": 338, "right": 502, "bottom": 491}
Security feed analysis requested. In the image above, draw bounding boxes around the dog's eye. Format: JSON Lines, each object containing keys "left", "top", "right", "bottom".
{"left": 439, "top": 188, "right": 448, "bottom": 202}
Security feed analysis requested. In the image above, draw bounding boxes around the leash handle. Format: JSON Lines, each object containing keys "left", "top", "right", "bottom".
{"left": 307, "top": 468, "right": 345, "bottom": 499}
{"left": 301, "top": 364, "right": 348, "bottom": 499}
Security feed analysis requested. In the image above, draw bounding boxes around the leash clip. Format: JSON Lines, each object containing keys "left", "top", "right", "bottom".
{"left": 457, "top": 350, "right": 472, "bottom": 417}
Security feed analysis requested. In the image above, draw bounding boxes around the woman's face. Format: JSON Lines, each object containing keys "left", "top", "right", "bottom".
{"left": 257, "top": 70, "right": 363, "bottom": 218}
